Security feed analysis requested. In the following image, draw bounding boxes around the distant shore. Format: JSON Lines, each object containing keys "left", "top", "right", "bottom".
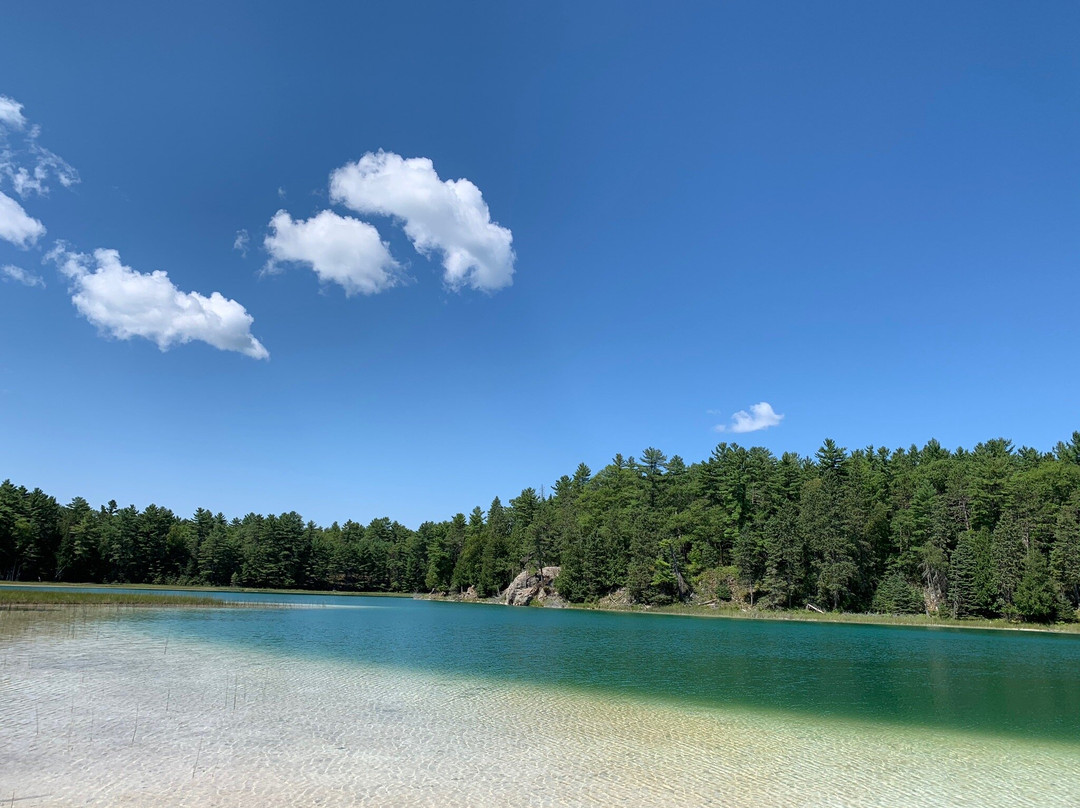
{"left": 423, "top": 589, "right": 1080, "bottom": 635}
{"left": 4, "top": 581, "right": 1078, "bottom": 634}
{"left": 579, "top": 602, "right": 1080, "bottom": 634}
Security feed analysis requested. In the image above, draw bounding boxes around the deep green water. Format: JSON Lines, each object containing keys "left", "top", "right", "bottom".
{"left": 11, "top": 585, "right": 1078, "bottom": 745}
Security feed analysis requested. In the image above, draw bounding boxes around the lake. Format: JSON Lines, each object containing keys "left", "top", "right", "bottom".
{"left": 3, "top": 589, "right": 1079, "bottom": 806}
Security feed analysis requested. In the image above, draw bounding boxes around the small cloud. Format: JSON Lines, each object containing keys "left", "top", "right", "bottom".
{"left": 7, "top": 141, "right": 79, "bottom": 196}
{"left": 0, "top": 190, "right": 46, "bottom": 247}
{"left": 0, "top": 96, "right": 26, "bottom": 130}
{"left": 277, "top": 186, "right": 286, "bottom": 199}
{"left": 1, "top": 264, "right": 45, "bottom": 288}
{"left": 233, "top": 229, "right": 250, "bottom": 257}
{"left": 0, "top": 99, "right": 79, "bottom": 198}
{"left": 264, "top": 209, "right": 401, "bottom": 296}
{"left": 714, "top": 402, "right": 784, "bottom": 434}
{"left": 47, "top": 243, "right": 269, "bottom": 360}
{"left": 330, "top": 151, "right": 515, "bottom": 292}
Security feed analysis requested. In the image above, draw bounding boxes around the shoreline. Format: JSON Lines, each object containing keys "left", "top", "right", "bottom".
{"left": 423, "top": 591, "right": 1080, "bottom": 635}
{"left": 570, "top": 602, "right": 1080, "bottom": 634}
{"left": 4, "top": 580, "right": 1078, "bottom": 634}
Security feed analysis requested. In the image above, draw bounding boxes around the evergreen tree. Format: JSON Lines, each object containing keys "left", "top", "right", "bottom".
{"left": 1050, "top": 495, "right": 1080, "bottom": 609}
{"left": 949, "top": 531, "right": 979, "bottom": 618}
{"left": 1014, "top": 550, "right": 1058, "bottom": 623}
{"left": 762, "top": 501, "right": 806, "bottom": 608}
{"left": 991, "top": 513, "right": 1026, "bottom": 610}
{"left": 56, "top": 496, "right": 99, "bottom": 582}
{"left": 451, "top": 507, "right": 485, "bottom": 591}
{"left": 871, "top": 572, "right": 924, "bottom": 614}
{"left": 479, "top": 497, "right": 513, "bottom": 596}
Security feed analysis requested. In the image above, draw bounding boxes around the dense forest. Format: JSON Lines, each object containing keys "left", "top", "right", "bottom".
{"left": 3, "top": 433, "right": 1080, "bottom": 623}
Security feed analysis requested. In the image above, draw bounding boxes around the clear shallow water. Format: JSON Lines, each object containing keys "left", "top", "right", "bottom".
{"left": 2, "top": 589, "right": 1080, "bottom": 806}
{"left": 25, "top": 587, "right": 1079, "bottom": 742}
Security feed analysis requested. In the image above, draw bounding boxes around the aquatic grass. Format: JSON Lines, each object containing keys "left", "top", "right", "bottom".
{"left": 0, "top": 589, "right": 239, "bottom": 609}
{"left": 0, "top": 580, "right": 410, "bottom": 597}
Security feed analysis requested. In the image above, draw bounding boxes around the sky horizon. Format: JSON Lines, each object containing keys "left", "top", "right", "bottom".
{"left": 2, "top": 1, "right": 1078, "bottom": 528}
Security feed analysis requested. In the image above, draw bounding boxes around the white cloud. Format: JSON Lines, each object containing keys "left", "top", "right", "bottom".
{"left": 48, "top": 245, "right": 269, "bottom": 360}
{"left": 1, "top": 264, "right": 45, "bottom": 288}
{"left": 330, "top": 151, "right": 514, "bottom": 292}
{"left": 233, "top": 229, "right": 250, "bottom": 257}
{"left": 6, "top": 139, "right": 79, "bottom": 196}
{"left": 0, "top": 96, "right": 26, "bottom": 130}
{"left": 0, "top": 190, "right": 45, "bottom": 247}
{"left": 714, "top": 402, "right": 784, "bottom": 434}
{"left": 264, "top": 209, "right": 400, "bottom": 296}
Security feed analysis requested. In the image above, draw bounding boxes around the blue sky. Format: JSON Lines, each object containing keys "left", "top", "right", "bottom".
{"left": 1, "top": 1, "right": 1078, "bottom": 527}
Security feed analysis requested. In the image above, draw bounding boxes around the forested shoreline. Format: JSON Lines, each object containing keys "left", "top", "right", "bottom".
{"left": 4, "top": 433, "right": 1080, "bottom": 623}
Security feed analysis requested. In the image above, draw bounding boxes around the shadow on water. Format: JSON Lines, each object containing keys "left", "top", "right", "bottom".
{"left": 6, "top": 585, "right": 1080, "bottom": 744}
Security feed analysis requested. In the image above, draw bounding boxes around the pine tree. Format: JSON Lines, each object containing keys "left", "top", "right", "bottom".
{"left": 991, "top": 513, "right": 1026, "bottom": 611}
{"left": 871, "top": 572, "right": 924, "bottom": 614}
{"left": 1014, "top": 551, "right": 1057, "bottom": 623}
{"left": 949, "top": 531, "right": 979, "bottom": 617}
{"left": 479, "top": 498, "right": 513, "bottom": 596}
{"left": 450, "top": 507, "right": 485, "bottom": 592}
{"left": 1050, "top": 495, "right": 1080, "bottom": 609}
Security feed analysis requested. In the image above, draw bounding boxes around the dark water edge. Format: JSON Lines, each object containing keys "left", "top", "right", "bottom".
{"left": 7, "top": 585, "right": 1077, "bottom": 746}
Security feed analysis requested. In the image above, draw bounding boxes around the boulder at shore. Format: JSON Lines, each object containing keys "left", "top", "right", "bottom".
{"left": 502, "top": 566, "right": 561, "bottom": 606}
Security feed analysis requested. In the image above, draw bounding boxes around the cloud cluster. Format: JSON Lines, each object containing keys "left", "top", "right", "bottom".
{"left": 1, "top": 264, "right": 45, "bottom": 288}
{"left": 0, "top": 95, "right": 267, "bottom": 361}
{"left": 264, "top": 209, "right": 400, "bottom": 296}
{"left": 48, "top": 245, "right": 269, "bottom": 360}
{"left": 6, "top": 141, "right": 79, "bottom": 197}
{"left": 1, "top": 95, "right": 512, "bottom": 361}
{"left": 714, "top": 402, "right": 784, "bottom": 433}
{"left": 329, "top": 152, "right": 514, "bottom": 292}
{"left": 0, "top": 94, "right": 80, "bottom": 249}
{"left": 0, "top": 95, "right": 79, "bottom": 199}
{"left": 266, "top": 151, "right": 514, "bottom": 296}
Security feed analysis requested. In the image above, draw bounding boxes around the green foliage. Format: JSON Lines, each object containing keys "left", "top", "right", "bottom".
{"left": 478, "top": 497, "right": 513, "bottom": 596}
{"left": 1013, "top": 550, "right": 1058, "bottom": 623}
{"left": 871, "top": 572, "right": 924, "bottom": 615}
{"left": 2, "top": 431, "right": 1080, "bottom": 619}
{"left": 949, "top": 531, "right": 981, "bottom": 618}
{"left": 1050, "top": 495, "right": 1080, "bottom": 608}
{"left": 693, "top": 565, "right": 740, "bottom": 602}
{"left": 991, "top": 513, "right": 1026, "bottom": 609}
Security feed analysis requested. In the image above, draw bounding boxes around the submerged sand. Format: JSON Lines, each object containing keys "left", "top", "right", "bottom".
{"left": 2, "top": 610, "right": 1078, "bottom": 807}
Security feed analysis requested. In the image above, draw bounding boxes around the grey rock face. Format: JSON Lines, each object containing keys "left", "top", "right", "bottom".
{"left": 502, "top": 566, "right": 561, "bottom": 606}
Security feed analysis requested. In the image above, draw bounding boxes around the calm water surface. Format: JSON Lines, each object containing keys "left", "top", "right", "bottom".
{"left": 13, "top": 586, "right": 1080, "bottom": 743}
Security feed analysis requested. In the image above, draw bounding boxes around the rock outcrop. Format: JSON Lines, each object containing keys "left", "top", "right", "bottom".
{"left": 502, "top": 566, "right": 561, "bottom": 606}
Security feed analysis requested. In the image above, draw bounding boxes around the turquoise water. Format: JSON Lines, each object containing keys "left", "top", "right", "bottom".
{"left": 12, "top": 586, "right": 1080, "bottom": 744}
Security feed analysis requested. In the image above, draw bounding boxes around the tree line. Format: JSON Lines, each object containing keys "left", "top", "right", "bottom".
{"left": 3, "top": 432, "right": 1080, "bottom": 622}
